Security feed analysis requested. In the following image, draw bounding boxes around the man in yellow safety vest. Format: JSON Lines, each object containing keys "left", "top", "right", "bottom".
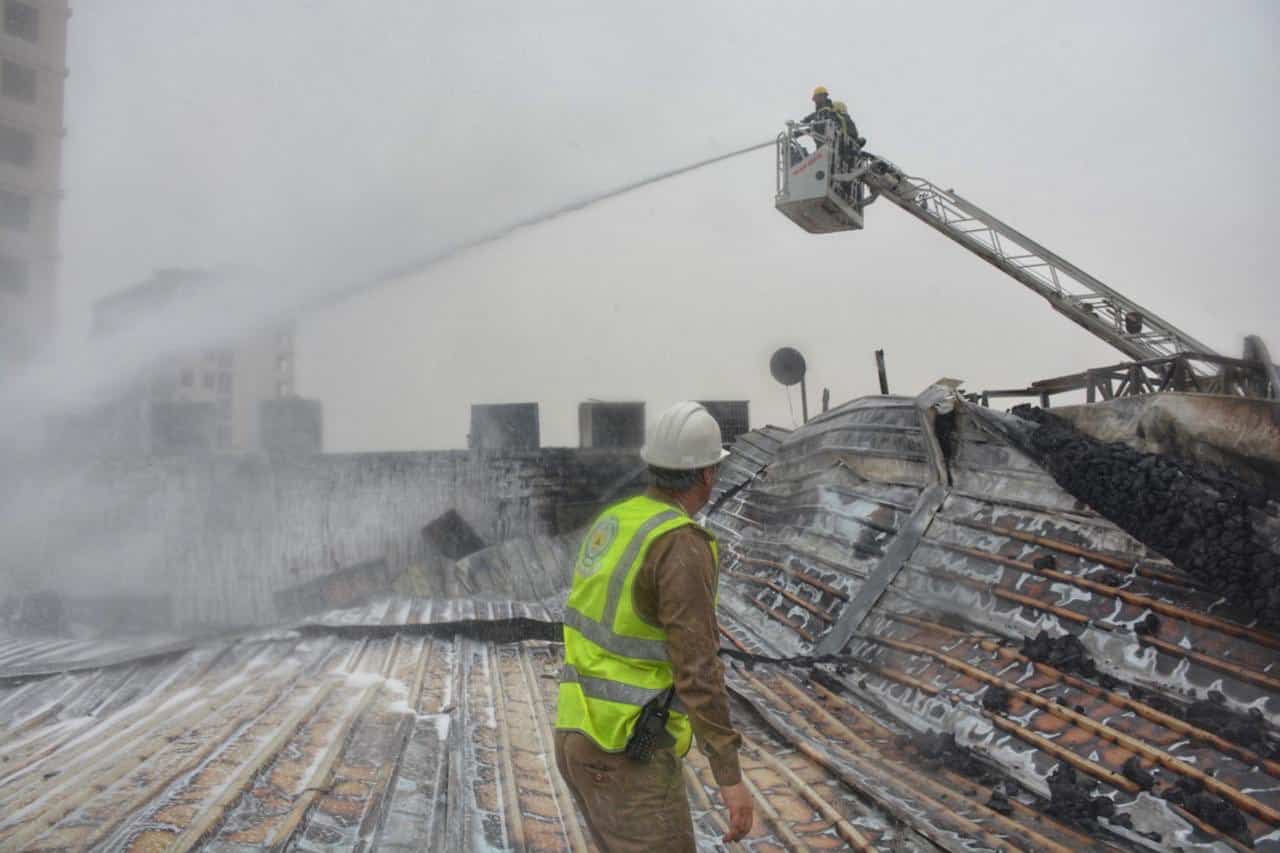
{"left": 554, "top": 401, "right": 754, "bottom": 851}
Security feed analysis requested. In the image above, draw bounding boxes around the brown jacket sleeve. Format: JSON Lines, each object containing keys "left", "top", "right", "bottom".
{"left": 634, "top": 526, "right": 742, "bottom": 786}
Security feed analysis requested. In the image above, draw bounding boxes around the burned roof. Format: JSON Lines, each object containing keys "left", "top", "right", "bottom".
{"left": 2, "top": 387, "right": 1278, "bottom": 851}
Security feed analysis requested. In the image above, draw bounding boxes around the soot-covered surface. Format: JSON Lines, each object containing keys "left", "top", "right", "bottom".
{"left": 710, "top": 389, "right": 1280, "bottom": 851}
{"left": 3, "top": 389, "right": 1278, "bottom": 851}
{"left": 1012, "top": 404, "right": 1280, "bottom": 626}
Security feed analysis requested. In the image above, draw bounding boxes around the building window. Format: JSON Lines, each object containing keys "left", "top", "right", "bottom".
{"left": 180, "top": 369, "right": 193, "bottom": 387}
{"left": 0, "top": 123, "right": 33, "bottom": 167}
{"left": 202, "top": 372, "right": 214, "bottom": 390}
{"left": 277, "top": 380, "right": 291, "bottom": 397}
{"left": 277, "top": 355, "right": 290, "bottom": 374}
{"left": 217, "top": 398, "right": 231, "bottom": 418}
{"left": 3, "top": 1, "right": 37, "bottom": 43}
{"left": 0, "top": 188, "right": 29, "bottom": 230}
{"left": 217, "top": 372, "right": 232, "bottom": 393}
{"left": 0, "top": 253, "right": 27, "bottom": 291}
{"left": 2, "top": 61, "right": 35, "bottom": 104}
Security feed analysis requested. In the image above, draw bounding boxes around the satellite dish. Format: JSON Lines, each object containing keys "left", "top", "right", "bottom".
{"left": 770, "top": 347, "right": 807, "bottom": 387}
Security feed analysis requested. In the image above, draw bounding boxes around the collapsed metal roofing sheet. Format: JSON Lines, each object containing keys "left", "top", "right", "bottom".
{"left": 2, "top": 387, "right": 1278, "bottom": 851}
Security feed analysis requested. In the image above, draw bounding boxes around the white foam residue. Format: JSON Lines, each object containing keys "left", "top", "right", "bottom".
{"left": 1116, "top": 792, "right": 1225, "bottom": 853}
{"left": 246, "top": 629, "right": 301, "bottom": 643}
{"left": 57, "top": 702, "right": 140, "bottom": 755}
{"left": 1006, "top": 708, "right": 1038, "bottom": 727}
{"left": 390, "top": 599, "right": 413, "bottom": 624}
{"left": 1050, "top": 582, "right": 1092, "bottom": 607}
{"left": 344, "top": 671, "right": 386, "bottom": 689}
{"left": 157, "top": 686, "right": 201, "bottom": 713}
{"left": 438, "top": 648, "right": 455, "bottom": 709}
{"left": 11, "top": 698, "right": 61, "bottom": 728}
{"left": 954, "top": 713, "right": 1045, "bottom": 793}
{"left": 420, "top": 712, "right": 451, "bottom": 740}
{"left": 1241, "top": 694, "right": 1274, "bottom": 714}
{"left": 1, "top": 714, "right": 93, "bottom": 755}
{"left": 214, "top": 674, "right": 247, "bottom": 695}
{"left": 1102, "top": 598, "right": 1126, "bottom": 625}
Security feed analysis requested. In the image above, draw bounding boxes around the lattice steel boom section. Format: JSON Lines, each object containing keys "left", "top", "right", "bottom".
{"left": 859, "top": 159, "right": 1218, "bottom": 363}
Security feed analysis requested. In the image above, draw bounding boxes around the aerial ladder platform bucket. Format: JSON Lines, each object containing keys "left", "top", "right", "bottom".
{"left": 775, "top": 120, "right": 867, "bottom": 233}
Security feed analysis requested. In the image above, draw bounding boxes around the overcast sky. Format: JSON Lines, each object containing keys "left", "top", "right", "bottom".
{"left": 60, "top": 1, "right": 1279, "bottom": 451}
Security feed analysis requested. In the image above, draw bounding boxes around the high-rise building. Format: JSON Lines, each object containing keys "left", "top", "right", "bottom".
{"left": 92, "top": 268, "right": 302, "bottom": 453}
{"left": 0, "top": 0, "right": 69, "bottom": 376}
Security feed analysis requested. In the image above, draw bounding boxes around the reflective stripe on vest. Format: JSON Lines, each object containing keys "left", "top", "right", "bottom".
{"left": 554, "top": 494, "right": 717, "bottom": 755}
{"left": 559, "top": 663, "right": 686, "bottom": 715}
{"left": 561, "top": 607, "right": 668, "bottom": 662}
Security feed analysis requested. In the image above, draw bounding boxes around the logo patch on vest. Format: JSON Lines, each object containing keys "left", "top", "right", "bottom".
{"left": 578, "top": 516, "right": 619, "bottom": 576}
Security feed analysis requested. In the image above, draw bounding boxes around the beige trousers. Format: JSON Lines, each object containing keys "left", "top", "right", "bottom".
{"left": 553, "top": 730, "right": 696, "bottom": 853}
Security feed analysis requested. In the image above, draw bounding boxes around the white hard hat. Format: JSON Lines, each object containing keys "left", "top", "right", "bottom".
{"left": 641, "top": 402, "right": 731, "bottom": 470}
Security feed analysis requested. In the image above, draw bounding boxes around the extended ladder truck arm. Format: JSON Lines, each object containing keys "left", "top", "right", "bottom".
{"left": 774, "top": 120, "right": 1218, "bottom": 366}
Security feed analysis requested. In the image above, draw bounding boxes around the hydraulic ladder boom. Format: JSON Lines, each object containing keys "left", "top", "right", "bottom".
{"left": 858, "top": 158, "right": 1218, "bottom": 362}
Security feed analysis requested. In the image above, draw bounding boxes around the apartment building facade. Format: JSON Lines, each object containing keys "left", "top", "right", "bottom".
{"left": 93, "top": 268, "right": 299, "bottom": 453}
{"left": 0, "top": 0, "right": 68, "bottom": 376}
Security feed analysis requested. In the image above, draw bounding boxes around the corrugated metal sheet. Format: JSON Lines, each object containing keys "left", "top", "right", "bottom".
{"left": 3, "top": 388, "right": 1278, "bottom": 851}
{"left": 710, "top": 388, "right": 1280, "bottom": 852}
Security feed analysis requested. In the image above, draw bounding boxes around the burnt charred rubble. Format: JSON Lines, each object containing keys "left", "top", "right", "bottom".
{"left": 1164, "top": 775, "right": 1252, "bottom": 843}
{"left": 1186, "top": 690, "right": 1277, "bottom": 759}
{"left": 902, "top": 731, "right": 1003, "bottom": 787}
{"left": 1011, "top": 405, "right": 1280, "bottom": 626}
{"left": 1023, "top": 626, "right": 1278, "bottom": 760}
{"left": 1020, "top": 629, "right": 1098, "bottom": 678}
{"left": 1046, "top": 763, "right": 1118, "bottom": 828}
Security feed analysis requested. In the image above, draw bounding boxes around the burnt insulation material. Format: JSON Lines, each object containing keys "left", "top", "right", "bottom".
{"left": 1046, "top": 763, "right": 1116, "bottom": 826}
{"left": 1011, "top": 405, "right": 1280, "bottom": 626}
{"left": 986, "top": 786, "right": 1014, "bottom": 815}
{"left": 1121, "top": 756, "right": 1155, "bottom": 790}
{"left": 1127, "top": 686, "right": 1184, "bottom": 718}
{"left": 1164, "top": 776, "right": 1251, "bottom": 842}
{"left": 1020, "top": 630, "right": 1098, "bottom": 678}
{"left": 981, "top": 684, "right": 1012, "bottom": 712}
{"left": 906, "top": 731, "right": 1002, "bottom": 786}
{"left": 1185, "top": 690, "right": 1276, "bottom": 758}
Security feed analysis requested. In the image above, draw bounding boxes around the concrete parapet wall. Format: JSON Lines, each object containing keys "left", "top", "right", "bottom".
{"left": 1, "top": 448, "right": 642, "bottom": 630}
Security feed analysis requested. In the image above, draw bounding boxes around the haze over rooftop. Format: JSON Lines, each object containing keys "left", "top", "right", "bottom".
{"left": 60, "top": 0, "right": 1279, "bottom": 450}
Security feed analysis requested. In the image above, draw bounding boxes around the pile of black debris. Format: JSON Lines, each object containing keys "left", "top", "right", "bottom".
{"left": 1046, "top": 763, "right": 1118, "bottom": 825}
{"left": 1164, "top": 775, "right": 1251, "bottom": 842}
{"left": 1186, "top": 690, "right": 1276, "bottom": 759}
{"left": 1020, "top": 629, "right": 1097, "bottom": 678}
{"left": 980, "top": 684, "right": 1012, "bottom": 713}
{"left": 905, "top": 731, "right": 1001, "bottom": 786}
{"left": 1011, "top": 405, "right": 1280, "bottom": 625}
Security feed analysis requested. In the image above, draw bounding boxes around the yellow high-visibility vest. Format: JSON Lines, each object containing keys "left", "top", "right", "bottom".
{"left": 554, "top": 494, "right": 718, "bottom": 755}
